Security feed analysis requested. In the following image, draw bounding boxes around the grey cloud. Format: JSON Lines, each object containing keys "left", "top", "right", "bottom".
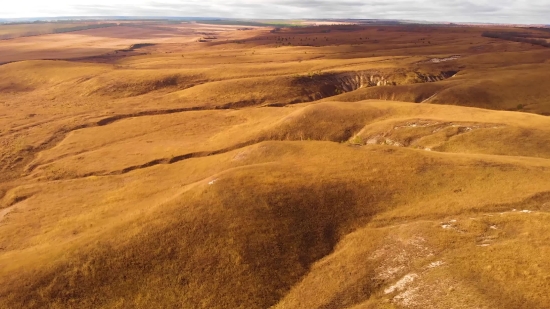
{"left": 6, "top": 0, "right": 550, "bottom": 24}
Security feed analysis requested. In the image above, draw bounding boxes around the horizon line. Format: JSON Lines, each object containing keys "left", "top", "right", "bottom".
{"left": 0, "top": 16, "right": 548, "bottom": 27}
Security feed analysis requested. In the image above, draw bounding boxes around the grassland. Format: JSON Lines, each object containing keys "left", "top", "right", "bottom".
{"left": 0, "top": 22, "right": 118, "bottom": 40}
{"left": 1, "top": 21, "right": 550, "bottom": 309}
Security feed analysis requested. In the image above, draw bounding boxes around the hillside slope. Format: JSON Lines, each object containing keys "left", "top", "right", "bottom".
{"left": 2, "top": 101, "right": 550, "bottom": 309}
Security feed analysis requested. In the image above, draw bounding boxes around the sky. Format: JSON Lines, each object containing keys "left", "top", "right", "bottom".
{"left": 2, "top": 0, "right": 549, "bottom": 24}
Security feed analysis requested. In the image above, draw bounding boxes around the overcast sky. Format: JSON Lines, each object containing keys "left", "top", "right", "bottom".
{"left": 2, "top": 0, "right": 549, "bottom": 24}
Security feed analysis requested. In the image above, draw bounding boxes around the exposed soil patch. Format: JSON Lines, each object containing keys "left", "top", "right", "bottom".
{"left": 125, "top": 43, "right": 156, "bottom": 51}
{"left": 353, "top": 119, "right": 502, "bottom": 150}
{"left": 427, "top": 55, "right": 461, "bottom": 63}
{"left": 293, "top": 69, "right": 458, "bottom": 101}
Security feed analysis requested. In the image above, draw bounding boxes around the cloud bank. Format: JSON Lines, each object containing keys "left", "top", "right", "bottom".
{"left": 3, "top": 0, "right": 549, "bottom": 24}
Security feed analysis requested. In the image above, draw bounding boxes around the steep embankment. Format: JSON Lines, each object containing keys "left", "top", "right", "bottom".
{"left": 291, "top": 69, "right": 457, "bottom": 102}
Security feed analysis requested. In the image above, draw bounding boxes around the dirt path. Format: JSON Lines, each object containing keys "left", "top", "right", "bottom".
{"left": 421, "top": 92, "right": 439, "bottom": 103}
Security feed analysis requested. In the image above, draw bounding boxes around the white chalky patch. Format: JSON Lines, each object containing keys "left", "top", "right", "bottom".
{"left": 376, "top": 266, "right": 406, "bottom": 280}
{"left": 427, "top": 261, "right": 445, "bottom": 269}
{"left": 429, "top": 55, "right": 461, "bottom": 63}
{"left": 384, "top": 273, "right": 418, "bottom": 294}
{"left": 393, "top": 286, "right": 420, "bottom": 306}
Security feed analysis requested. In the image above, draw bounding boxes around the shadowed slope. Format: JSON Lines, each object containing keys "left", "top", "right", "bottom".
{"left": 2, "top": 139, "right": 550, "bottom": 308}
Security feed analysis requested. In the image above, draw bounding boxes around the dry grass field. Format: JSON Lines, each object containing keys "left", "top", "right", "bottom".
{"left": 0, "top": 22, "right": 115, "bottom": 39}
{"left": 1, "top": 21, "right": 550, "bottom": 309}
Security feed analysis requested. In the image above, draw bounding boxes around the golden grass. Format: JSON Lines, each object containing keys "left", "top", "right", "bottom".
{"left": 3, "top": 141, "right": 550, "bottom": 308}
{"left": 1, "top": 22, "right": 550, "bottom": 309}
{"left": 0, "top": 22, "right": 101, "bottom": 38}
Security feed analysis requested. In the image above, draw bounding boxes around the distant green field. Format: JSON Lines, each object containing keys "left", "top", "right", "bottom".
{"left": 0, "top": 22, "right": 117, "bottom": 39}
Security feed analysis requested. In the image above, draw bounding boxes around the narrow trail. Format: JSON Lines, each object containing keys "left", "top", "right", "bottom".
{"left": 421, "top": 92, "right": 439, "bottom": 103}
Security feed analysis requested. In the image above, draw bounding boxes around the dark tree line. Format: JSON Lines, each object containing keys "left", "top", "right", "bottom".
{"left": 52, "top": 23, "right": 117, "bottom": 34}
{"left": 482, "top": 31, "right": 550, "bottom": 48}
